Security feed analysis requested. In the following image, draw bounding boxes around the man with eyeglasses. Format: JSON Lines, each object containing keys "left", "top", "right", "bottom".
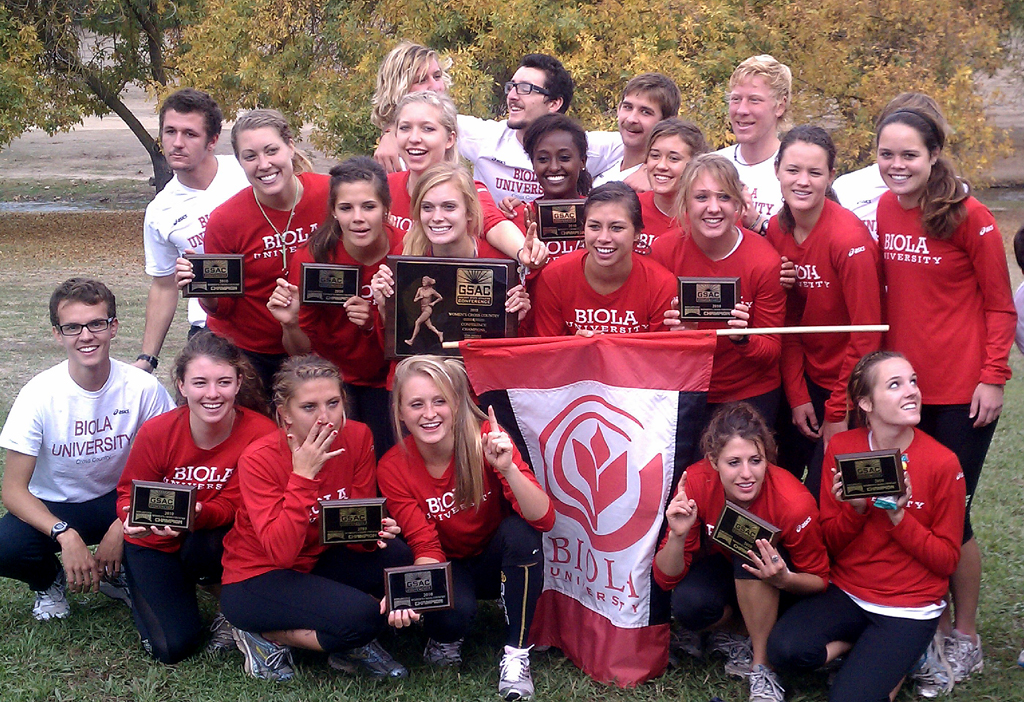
{"left": 457, "top": 53, "right": 623, "bottom": 202}
{"left": 0, "top": 278, "right": 174, "bottom": 621}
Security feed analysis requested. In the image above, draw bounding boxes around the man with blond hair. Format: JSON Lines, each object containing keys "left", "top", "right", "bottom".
{"left": 714, "top": 55, "right": 792, "bottom": 233}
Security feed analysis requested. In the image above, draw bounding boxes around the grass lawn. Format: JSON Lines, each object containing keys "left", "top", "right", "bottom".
{"left": 0, "top": 195, "right": 1023, "bottom": 701}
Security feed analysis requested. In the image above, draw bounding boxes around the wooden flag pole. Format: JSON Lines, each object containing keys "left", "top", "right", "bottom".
{"left": 439, "top": 324, "right": 887, "bottom": 349}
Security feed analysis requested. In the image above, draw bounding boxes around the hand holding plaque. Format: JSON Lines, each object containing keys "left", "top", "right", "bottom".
{"left": 711, "top": 501, "right": 779, "bottom": 565}
{"left": 301, "top": 263, "right": 360, "bottom": 305}
{"left": 128, "top": 481, "right": 198, "bottom": 531}
{"left": 385, "top": 562, "right": 454, "bottom": 613}
{"left": 182, "top": 254, "right": 245, "bottom": 297}
{"left": 319, "top": 498, "right": 388, "bottom": 545}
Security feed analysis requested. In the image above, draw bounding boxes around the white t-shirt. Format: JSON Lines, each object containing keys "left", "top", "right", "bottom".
{"left": 1014, "top": 282, "right": 1024, "bottom": 356}
{"left": 714, "top": 145, "right": 783, "bottom": 218}
{"left": 0, "top": 360, "right": 176, "bottom": 503}
{"left": 592, "top": 159, "right": 642, "bottom": 188}
{"left": 457, "top": 115, "right": 624, "bottom": 203}
{"left": 833, "top": 164, "right": 887, "bottom": 242}
{"left": 143, "top": 155, "right": 250, "bottom": 325}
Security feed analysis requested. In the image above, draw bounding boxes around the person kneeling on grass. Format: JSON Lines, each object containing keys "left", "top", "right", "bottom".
{"left": 219, "top": 355, "right": 412, "bottom": 681}
{"left": 653, "top": 402, "right": 828, "bottom": 702}
{"left": 378, "top": 356, "right": 554, "bottom": 701}
{"left": 767, "top": 351, "right": 965, "bottom": 701}
{"left": 0, "top": 278, "right": 175, "bottom": 622}
{"left": 116, "top": 332, "right": 277, "bottom": 663}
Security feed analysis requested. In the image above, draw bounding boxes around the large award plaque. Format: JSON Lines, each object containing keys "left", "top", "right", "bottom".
{"left": 711, "top": 500, "right": 779, "bottom": 564}
{"left": 834, "top": 449, "right": 905, "bottom": 500}
{"left": 301, "top": 263, "right": 360, "bottom": 305}
{"left": 182, "top": 254, "right": 245, "bottom": 297}
{"left": 384, "top": 256, "right": 518, "bottom": 358}
{"left": 384, "top": 562, "right": 454, "bottom": 613}
{"left": 535, "top": 198, "right": 586, "bottom": 240}
{"left": 677, "top": 277, "right": 740, "bottom": 321}
{"left": 318, "top": 497, "right": 387, "bottom": 545}
{"left": 128, "top": 481, "right": 198, "bottom": 530}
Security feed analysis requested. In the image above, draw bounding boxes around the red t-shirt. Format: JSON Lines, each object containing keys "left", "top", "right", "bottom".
{"left": 765, "top": 199, "right": 883, "bottom": 421}
{"left": 387, "top": 170, "right": 509, "bottom": 237}
{"left": 650, "top": 228, "right": 785, "bottom": 403}
{"left": 819, "top": 428, "right": 965, "bottom": 608}
{"left": 376, "top": 425, "right": 555, "bottom": 562}
{"left": 220, "top": 420, "right": 378, "bottom": 584}
{"left": 204, "top": 172, "right": 330, "bottom": 355}
{"left": 286, "top": 226, "right": 402, "bottom": 387}
{"left": 638, "top": 191, "right": 682, "bottom": 255}
{"left": 877, "top": 192, "right": 1015, "bottom": 404}
{"left": 531, "top": 248, "right": 677, "bottom": 336}
{"left": 116, "top": 406, "right": 277, "bottom": 553}
{"left": 653, "top": 458, "right": 829, "bottom": 591}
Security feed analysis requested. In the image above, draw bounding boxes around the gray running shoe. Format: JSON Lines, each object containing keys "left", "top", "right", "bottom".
{"left": 944, "top": 630, "right": 982, "bottom": 683}
{"left": 498, "top": 645, "right": 534, "bottom": 700}
{"left": 748, "top": 664, "right": 785, "bottom": 702}
{"left": 206, "top": 611, "right": 238, "bottom": 654}
{"left": 670, "top": 627, "right": 705, "bottom": 660}
{"left": 232, "top": 628, "right": 295, "bottom": 681}
{"left": 32, "top": 569, "right": 70, "bottom": 621}
{"left": 423, "top": 637, "right": 463, "bottom": 667}
{"left": 328, "top": 639, "right": 408, "bottom": 678}
{"left": 98, "top": 572, "right": 132, "bottom": 608}
{"left": 708, "top": 630, "right": 754, "bottom": 678}
{"left": 910, "top": 631, "right": 954, "bottom": 697}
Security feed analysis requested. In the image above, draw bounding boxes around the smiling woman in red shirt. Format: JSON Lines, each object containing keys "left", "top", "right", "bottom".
{"left": 767, "top": 351, "right": 965, "bottom": 702}
{"left": 377, "top": 356, "right": 554, "bottom": 701}
{"left": 117, "top": 332, "right": 276, "bottom": 664}
{"left": 874, "top": 106, "right": 1015, "bottom": 680}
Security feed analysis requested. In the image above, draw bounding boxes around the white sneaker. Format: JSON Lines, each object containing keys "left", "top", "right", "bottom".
{"left": 32, "top": 570, "right": 70, "bottom": 621}
{"left": 423, "top": 637, "right": 463, "bottom": 667}
{"left": 944, "top": 630, "right": 982, "bottom": 682}
{"left": 498, "top": 645, "right": 534, "bottom": 701}
{"left": 749, "top": 664, "right": 785, "bottom": 702}
{"left": 708, "top": 630, "right": 753, "bottom": 678}
{"left": 910, "top": 631, "right": 954, "bottom": 697}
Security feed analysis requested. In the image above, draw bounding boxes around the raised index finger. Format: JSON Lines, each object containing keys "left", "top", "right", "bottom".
{"left": 487, "top": 405, "right": 501, "bottom": 432}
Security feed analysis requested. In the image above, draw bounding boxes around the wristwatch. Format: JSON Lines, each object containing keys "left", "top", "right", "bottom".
{"left": 136, "top": 353, "right": 159, "bottom": 370}
{"left": 50, "top": 521, "right": 69, "bottom": 541}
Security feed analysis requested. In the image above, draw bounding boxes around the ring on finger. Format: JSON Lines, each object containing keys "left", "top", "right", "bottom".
{"left": 770, "top": 555, "right": 780, "bottom": 563}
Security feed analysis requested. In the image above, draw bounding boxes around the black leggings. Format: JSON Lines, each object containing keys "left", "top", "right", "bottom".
{"left": 123, "top": 527, "right": 228, "bottom": 664}
{"left": 423, "top": 515, "right": 542, "bottom": 648}
{"left": 768, "top": 584, "right": 938, "bottom": 702}
{"left": 919, "top": 404, "right": 996, "bottom": 543}
{"left": 776, "top": 376, "right": 830, "bottom": 502}
{"left": 0, "top": 490, "right": 116, "bottom": 591}
{"left": 221, "top": 540, "right": 412, "bottom": 653}
{"left": 344, "top": 383, "right": 395, "bottom": 460}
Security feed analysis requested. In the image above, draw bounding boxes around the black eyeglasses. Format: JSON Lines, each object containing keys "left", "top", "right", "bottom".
{"left": 504, "top": 81, "right": 552, "bottom": 97}
{"left": 56, "top": 317, "right": 115, "bottom": 336}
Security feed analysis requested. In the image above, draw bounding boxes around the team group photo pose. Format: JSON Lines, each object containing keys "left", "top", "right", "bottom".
{"left": 1, "top": 9, "right": 1022, "bottom": 702}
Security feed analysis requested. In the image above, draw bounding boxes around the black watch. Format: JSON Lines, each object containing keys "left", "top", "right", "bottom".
{"left": 50, "top": 521, "right": 69, "bottom": 541}
{"left": 136, "top": 353, "right": 159, "bottom": 370}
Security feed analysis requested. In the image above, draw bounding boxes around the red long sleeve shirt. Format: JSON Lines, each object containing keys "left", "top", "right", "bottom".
{"left": 376, "top": 425, "right": 555, "bottom": 563}
{"left": 116, "top": 406, "right": 276, "bottom": 553}
{"left": 286, "top": 226, "right": 402, "bottom": 388}
{"left": 653, "top": 458, "right": 829, "bottom": 591}
{"left": 204, "top": 172, "right": 330, "bottom": 355}
{"left": 220, "top": 420, "right": 378, "bottom": 584}
{"left": 650, "top": 228, "right": 785, "bottom": 403}
{"left": 877, "top": 192, "right": 1015, "bottom": 404}
{"left": 531, "top": 249, "right": 677, "bottom": 336}
{"left": 819, "top": 428, "right": 965, "bottom": 608}
{"left": 637, "top": 191, "right": 682, "bottom": 255}
{"left": 766, "top": 199, "right": 883, "bottom": 422}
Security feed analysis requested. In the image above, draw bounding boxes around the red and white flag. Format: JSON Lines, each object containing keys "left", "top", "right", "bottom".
{"left": 462, "top": 331, "right": 715, "bottom": 686}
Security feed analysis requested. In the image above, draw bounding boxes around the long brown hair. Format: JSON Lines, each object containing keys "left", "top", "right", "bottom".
{"left": 774, "top": 125, "right": 839, "bottom": 234}
{"left": 172, "top": 331, "right": 268, "bottom": 415}
{"left": 700, "top": 402, "right": 777, "bottom": 464}
{"left": 392, "top": 356, "right": 486, "bottom": 509}
{"left": 846, "top": 350, "right": 907, "bottom": 429}
{"left": 876, "top": 108, "right": 968, "bottom": 239}
{"left": 307, "top": 157, "right": 391, "bottom": 264}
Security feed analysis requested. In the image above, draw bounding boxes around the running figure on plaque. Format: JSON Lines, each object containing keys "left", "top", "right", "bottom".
{"left": 406, "top": 276, "right": 444, "bottom": 346}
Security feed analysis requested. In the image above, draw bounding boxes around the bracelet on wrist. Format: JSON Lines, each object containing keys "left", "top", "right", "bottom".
{"left": 136, "top": 353, "right": 158, "bottom": 370}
